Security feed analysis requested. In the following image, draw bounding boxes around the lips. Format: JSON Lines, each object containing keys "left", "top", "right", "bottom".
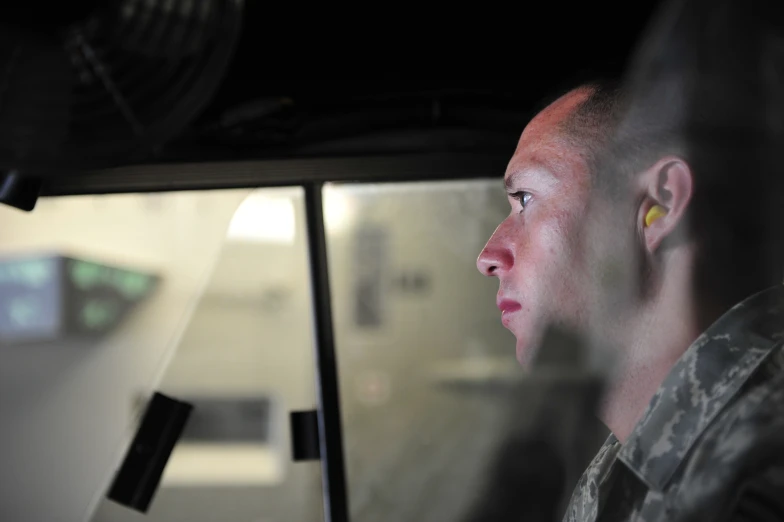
{"left": 497, "top": 298, "right": 522, "bottom": 313}
{"left": 497, "top": 298, "right": 522, "bottom": 327}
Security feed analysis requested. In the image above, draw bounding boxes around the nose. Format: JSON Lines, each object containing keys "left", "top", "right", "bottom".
{"left": 476, "top": 227, "right": 514, "bottom": 277}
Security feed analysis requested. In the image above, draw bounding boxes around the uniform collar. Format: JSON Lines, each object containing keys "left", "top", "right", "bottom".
{"left": 617, "top": 285, "right": 784, "bottom": 491}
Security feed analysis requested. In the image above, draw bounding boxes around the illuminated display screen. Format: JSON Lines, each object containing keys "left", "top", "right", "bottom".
{"left": 66, "top": 259, "right": 156, "bottom": 333}
{"left": 0, "top": 254, "right": 158, "bottom": 344}
{"left": 0, "top": 256, "right": 60, "bottom": 342}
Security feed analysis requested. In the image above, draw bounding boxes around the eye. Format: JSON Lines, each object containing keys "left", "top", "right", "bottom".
{"left": 508, "top": 191, "right": 532, "bottom": 213}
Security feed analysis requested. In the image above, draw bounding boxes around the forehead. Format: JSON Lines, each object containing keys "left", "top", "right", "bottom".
{"left": 504, "top": 90, "right": 593, "bottom": 188}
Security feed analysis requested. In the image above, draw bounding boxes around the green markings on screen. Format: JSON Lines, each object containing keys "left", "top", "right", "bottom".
{"left": 81, "top": 299, "right": 120, "bottom": 330}
{"left": 69, "top": 260, "right": 153, "bottom": 299}
{"left": 0, "top": 258, "right": 56, "bottom": 288}
{"left": 0, "top": 256, "right": 157, "bottom": 339}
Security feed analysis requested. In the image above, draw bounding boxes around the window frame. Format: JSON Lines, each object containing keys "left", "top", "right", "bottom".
{"left": 37, "top": 152, "right": 508, "bottom": 522}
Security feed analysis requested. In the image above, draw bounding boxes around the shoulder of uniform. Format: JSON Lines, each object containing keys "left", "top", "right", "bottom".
{"left": 663, "top": 373, "right": 784, "bottom": 521}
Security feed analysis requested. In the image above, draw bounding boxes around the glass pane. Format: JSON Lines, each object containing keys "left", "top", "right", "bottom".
{"left": 0, "top": 188, "right": 323, "bottom": 522}
{"left": 325, "top": 180, "right": 608, "bottom": 521}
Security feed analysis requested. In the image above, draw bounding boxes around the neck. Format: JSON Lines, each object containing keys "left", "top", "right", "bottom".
{"left": 599, "top": 247, "right": 704, "bottom": 443}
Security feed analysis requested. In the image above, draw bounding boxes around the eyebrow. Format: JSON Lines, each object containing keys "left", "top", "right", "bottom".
{"left": 504, "top": 172, "right": 521, "bottom": 192}
{"left": 504, "top": 165, "right": 556, "bottom": 192}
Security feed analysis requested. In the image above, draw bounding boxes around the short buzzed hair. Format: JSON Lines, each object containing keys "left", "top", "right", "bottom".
{"left": 557, "top": 81, "right": 626, "bottom": 185}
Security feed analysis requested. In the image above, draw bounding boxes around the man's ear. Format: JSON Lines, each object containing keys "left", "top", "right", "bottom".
{"left": 637, "top": 157, "right": 694, "bottom": 253}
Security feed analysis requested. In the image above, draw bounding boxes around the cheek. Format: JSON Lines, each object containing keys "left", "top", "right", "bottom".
{"left": 535, "top": 211, "right": 587, "bottom": 266}
{"left": 533, "top": 210, "right": 596, "bottom": 311}
{"left": 509, "top": 215, "right": 582, "bottom": 287}
{"left": 582, "top": 203, "right": 639, "bottom": 292}
{"left": 506, "top": 197, "right": 592, "bottom": 284}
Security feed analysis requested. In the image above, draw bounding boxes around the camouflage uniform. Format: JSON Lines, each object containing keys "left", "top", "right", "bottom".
{"left": 563, "top": 285, "right": 784, "bottom": 522}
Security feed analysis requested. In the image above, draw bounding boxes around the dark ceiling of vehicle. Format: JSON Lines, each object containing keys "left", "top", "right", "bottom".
{"left": 159, "top": 2, "right": 664, "bottom": 161}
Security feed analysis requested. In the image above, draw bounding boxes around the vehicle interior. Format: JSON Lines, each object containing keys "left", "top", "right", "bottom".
{"left": 0, "top": 1, "right": 690, "bottom": 521}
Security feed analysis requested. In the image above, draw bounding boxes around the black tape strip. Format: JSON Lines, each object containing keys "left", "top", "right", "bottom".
{"left": 107, "top": 392, "right": 193, "bottom": 513}
{"left": 290, "top": 410, "right": 321, "bottom": 461}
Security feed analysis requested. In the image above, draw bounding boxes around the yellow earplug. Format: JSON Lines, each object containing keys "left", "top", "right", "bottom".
{"left": 645, "top": 205, "right": 667, "bottom": 227}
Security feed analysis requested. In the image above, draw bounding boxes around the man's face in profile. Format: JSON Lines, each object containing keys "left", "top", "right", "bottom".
{"left": 477, "top": 90, "right": 615, "bottom": 366}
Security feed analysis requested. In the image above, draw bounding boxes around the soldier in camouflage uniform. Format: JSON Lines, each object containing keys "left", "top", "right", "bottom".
{"left": 477, "top": 0, "right": 784, "bottom": 517}
{"left": 564, "top": 288, "right": 784, "bottom": 521}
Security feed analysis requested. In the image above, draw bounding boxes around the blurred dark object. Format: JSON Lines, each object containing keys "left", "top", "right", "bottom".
{"left": 0, "top": 170, "right": 42, "bottom": 211}
{"left": 0, "top": 253, "right": 159, "bottom": 345}
{"left": 462, "top": 437, "right": 566, "bottom": 522}
{"left": 178, "top": 397, "right": 272, "bottom": 443}
{"left": 0, "top": 0, "right": 243, "bottom": 175}
{"left": 460, "top": 326, "right": 606, "bottom": 522}
{"left": 290, "top": 410, "right": 322, "bottom": 461}
{"left": 107, "top": 392, "right": 193, "bottom": 514}
{"left": 616, "top": 0, "right": 784, "bottom": 518}
{"left": 617, "top": 0, "right": 784, "bottom": 318}
{"left": 353, "top": 226, "right": 387, "bottom": 329}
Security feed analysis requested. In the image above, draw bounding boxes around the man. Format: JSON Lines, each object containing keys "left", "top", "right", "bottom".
{"left": 475, "top": 79, "right": 784, "bottom": 521}
{"left": 476, "top": 0, "right": 784, "bottom": 520}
